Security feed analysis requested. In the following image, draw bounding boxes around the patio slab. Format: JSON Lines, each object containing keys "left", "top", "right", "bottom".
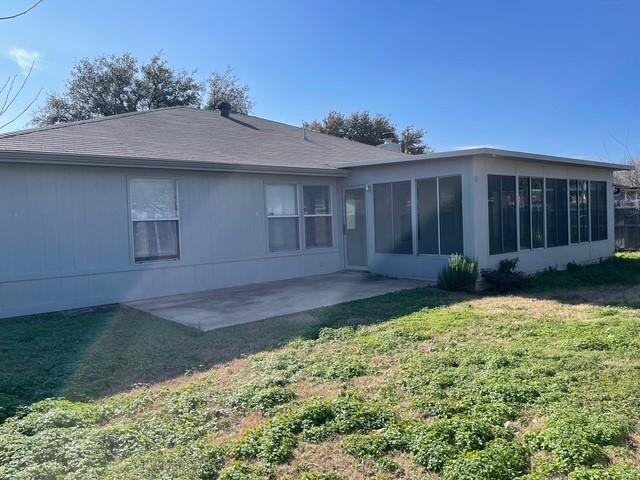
{"left": 127, "top": 271, "right": 429, "bottom": 330}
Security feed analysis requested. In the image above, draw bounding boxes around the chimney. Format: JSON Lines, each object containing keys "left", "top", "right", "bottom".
{"left": 217, "top": 101, "right": 231, "bottom": 118}
{"left": 377, "top": 131, "right": 402, "bottom": 153}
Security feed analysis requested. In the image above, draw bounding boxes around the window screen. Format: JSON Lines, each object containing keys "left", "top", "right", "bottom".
{"left": 417, "top": 178, "right": 438, "bottom": 254}
{"left": 488, "top": 175, "right": 517, "bottom": 255}
{"left": 519, "top": 177, "right": 531, "bottom": 250}
{"left": 570, "top": 180, "right": 590, "bottom": 243}
{"left": 374, "top": 181, "right": 412, "bottom": 254}
{"left": 438, "top": 176, "right": 464, "bottom": 255}
{"left": 590, "top": 181, "right": 608, "bottom": 241}
{"left": 546, "top": 178, "right": 568, "bottom": 248}
{"left": 531, "top": 178, "right": 545, "bottom": 248}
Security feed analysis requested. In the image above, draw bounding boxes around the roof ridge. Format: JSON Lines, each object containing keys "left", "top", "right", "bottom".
{"left": 0, "top": 106, "right": 191, "bottom": 140}
{"left": 232, "top": 112, "right": 407, "bottom": 156}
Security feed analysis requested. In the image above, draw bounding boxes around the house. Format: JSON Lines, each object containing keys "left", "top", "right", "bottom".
{"left": 0, "top": 106, "right": 629, "bottom": 319}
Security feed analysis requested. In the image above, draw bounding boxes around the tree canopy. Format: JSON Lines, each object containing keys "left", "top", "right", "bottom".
{"left": 306, "top": 111, "right": 430, "bottom": 154}
{"left": 204, "top": 67, "right": 254, "bottom": 114}
{"left": 33, "top": 53, "right": 254, "bottom": 126}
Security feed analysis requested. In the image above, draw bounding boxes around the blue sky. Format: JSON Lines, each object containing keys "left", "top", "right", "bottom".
{"left": 1, "top": 0, "right": 639, "bottom": 162}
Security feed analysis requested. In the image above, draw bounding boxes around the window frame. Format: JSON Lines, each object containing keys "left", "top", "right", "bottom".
{"left": 545, "top": 178, "right": 569, "bottom": 248}
{"left": 416, "top": 174, "right": 464, "bottom": 256}
{"left": 265, "top": 183, "right": 301, "bottom": 254}
{"left": 488, "top": 174, "right": 518, "bottom": 255}
{"left": 569, "top": 179, "right": 590, "bottom": 244}
{"left": 590, "top": 180, "right": 608, "bottom": 242}
{"left": 494, "top": 175, "right": 607, "bottom": 255}
{"left": 373, "top": 180, "right": 414, "bottom": 255}
{"left": 128, "top": 177, "right": 181, "bottom": 264}
{"left": 302, "top": 184, "right": 334, "bottom": 249}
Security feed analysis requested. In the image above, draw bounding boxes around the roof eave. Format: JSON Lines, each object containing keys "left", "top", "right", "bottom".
{"left": 0, "top": 150, "right": 349, "bottom": 177}
{"left": 336, "top": 147, "right": 632, "bottom": 170}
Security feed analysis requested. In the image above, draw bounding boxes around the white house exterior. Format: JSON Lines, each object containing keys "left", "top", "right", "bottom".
{"left": 0, "top": 107, "right": 628, "bottom": 319}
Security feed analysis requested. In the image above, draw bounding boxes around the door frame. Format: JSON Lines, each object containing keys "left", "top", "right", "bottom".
{"left": 343, "top": 185, "right": 369, "bottom": 270}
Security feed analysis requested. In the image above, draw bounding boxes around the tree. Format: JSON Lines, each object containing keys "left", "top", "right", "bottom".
{"left": 204, "top": 67, "right": 254, "bottom": 114}
{"left": 0, "top": 0, "right": 44, "bottom": 129}
{"left": 0, "top": 62, "right": 41, "bottom": 129}
{"left": 307, "top": 111, "right": 430, "bottom": 154}
{"left": 33, "top": 53, "right": 202, "bottom": 126}
{"left": 0, "top": 0, "right": 44, "bottom": 20}
{"left": 400, "top": 125, "right": 429, "bottom": 155}
{"left": 615, "top": 158, "right": 640, "bottom": 187}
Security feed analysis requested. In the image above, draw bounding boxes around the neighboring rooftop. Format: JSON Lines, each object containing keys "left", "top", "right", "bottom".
{"left": 0, "top": 107, "right": 630, "bottom": 173}
{"left": 0, "top": 107, "right": 403, "bottom": 175}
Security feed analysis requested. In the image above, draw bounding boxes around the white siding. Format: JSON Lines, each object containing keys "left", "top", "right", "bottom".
{"left": 0, "top": 163, "right": 342, "bottom": 318}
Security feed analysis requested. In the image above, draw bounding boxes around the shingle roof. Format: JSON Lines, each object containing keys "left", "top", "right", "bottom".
{"left": 0, "top": 107, "right": 403, "bottom": 173}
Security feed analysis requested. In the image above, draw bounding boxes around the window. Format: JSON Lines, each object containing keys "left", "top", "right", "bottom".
{"left": 130, "top": 178, "right": 179, "bottom": 262}
{"left": 488, "top": 175, "right": 517, "bottom": 255}
{"left": 518, "top": 177, "right": 531, "bottom": 249}
{"left": 374, "top": 181, "right": 412, "bottom": 254}
{"left": 545, "top": 179, "right": 568, "bottom": 247}
{"left": 266, "top": 184, "right": 299, "bottom": 252}
{"left": 531, "top": 178, "right": 545, "bottom": 248}
{"left": 303, "top": 185, "right": 332, "bottom": 248}
{"left": 590, "top": 181, "right": 608, "bottom": 241}
{"left": 518, "top": 176, "right": 545, "bottom": 249}
{"left": 570, "top": 180, "right": 590, "bottom": 243}
{"left": 417, "top": 176, "right": 463, "bottom": 255}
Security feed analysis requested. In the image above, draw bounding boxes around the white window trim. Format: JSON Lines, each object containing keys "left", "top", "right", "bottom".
{"left": 128, "top": 177, "right": 181, "bottom": 264}
{"left": 265, "top": 183, "right": 301, "bottom": 254}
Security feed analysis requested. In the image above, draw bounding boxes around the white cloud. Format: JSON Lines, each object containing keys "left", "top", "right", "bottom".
{"left": 9, "top": 48, "right": 40, "bottom": 75}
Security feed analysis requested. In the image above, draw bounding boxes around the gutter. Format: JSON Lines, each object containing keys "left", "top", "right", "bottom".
{"left": 336, "top": 147, "right": 632, "bottom": 171}
{"left": 0, "top": 150, "right": 350, "bottom": 177}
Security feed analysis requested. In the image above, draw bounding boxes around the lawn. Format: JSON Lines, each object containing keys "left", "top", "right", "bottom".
{"left": 1, "top": 254, "right": 640, "bottom": 479}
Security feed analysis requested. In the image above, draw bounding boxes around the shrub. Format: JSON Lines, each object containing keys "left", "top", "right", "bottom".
{"left": 438, "top": 255, "right": 478, "bottom": 291}
{"left": 299, "top": 473, "right": 342, "bottom": 480}
{"left": 442, "top": 439, "right": 529, "bottom": 480}
{"left": 569, "top": 466, "right": 640, "bottom": 480}
{"left": 230, "top": 381, "right": 296, "bottom": 413}
{"left": 218, "top": 461, "right": 275, "bottom": 480}
{"left": 481, "top": 258, "right": 531, "bottom": 293}
{"left": 567, "top": 261, "right": 582, "bottom": 272}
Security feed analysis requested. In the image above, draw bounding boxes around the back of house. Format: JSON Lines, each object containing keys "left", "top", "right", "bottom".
{"left": 0, "top": 107, "right": 629, "bottom": 318}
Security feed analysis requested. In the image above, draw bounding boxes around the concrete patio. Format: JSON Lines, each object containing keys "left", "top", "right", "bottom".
{"left": 127, "top": 271, "right": 429, "bottom": 330}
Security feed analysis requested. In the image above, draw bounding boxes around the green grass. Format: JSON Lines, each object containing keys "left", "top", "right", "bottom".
{"left": 1, "top": 253, "right": 640, "bottom": 479}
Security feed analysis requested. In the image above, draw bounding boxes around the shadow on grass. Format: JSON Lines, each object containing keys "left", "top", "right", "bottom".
{"left": 525, "top": 252, "right": 640, "bottom": 307}
{"left": 0, "top": 287, "right": 467, "bottom": 420}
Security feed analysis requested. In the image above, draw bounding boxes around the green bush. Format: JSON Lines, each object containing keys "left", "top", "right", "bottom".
{"left": 218, "top": 461, "right": 275, "bottom": 480}
{"left": 442, "top": 439, "right": 529, "bottom": 480}
{"left": 298, "top": 473, "right": 342, "bottom": 480}
{"left": 569, "top": 466, "right": 640, "bottom": 480}
{"left": 481, "top": 258, "right": 531, "bottom": 293}
{"left": 438, "top": 255, "right": 478, "bottom": 291}
{"left": 230, "top": 381, "right": 296, "bottom": 413}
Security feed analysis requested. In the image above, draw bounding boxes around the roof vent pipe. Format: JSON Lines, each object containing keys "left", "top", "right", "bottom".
{"left": 217, "top": 102, "right": 231, "bottom": 117}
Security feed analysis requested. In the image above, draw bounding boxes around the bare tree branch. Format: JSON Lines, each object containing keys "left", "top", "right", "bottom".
{"left": 0, "top": 61, "right": 40, "bottom": 130}
{"left": 0, "top": 88, "right": 41, "bottom": 129}
{"left": 1, "top": 62, "right": 35, "bottom": 115}
{"left": 0, "top": 0, "right": 44, "bottom": 20}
